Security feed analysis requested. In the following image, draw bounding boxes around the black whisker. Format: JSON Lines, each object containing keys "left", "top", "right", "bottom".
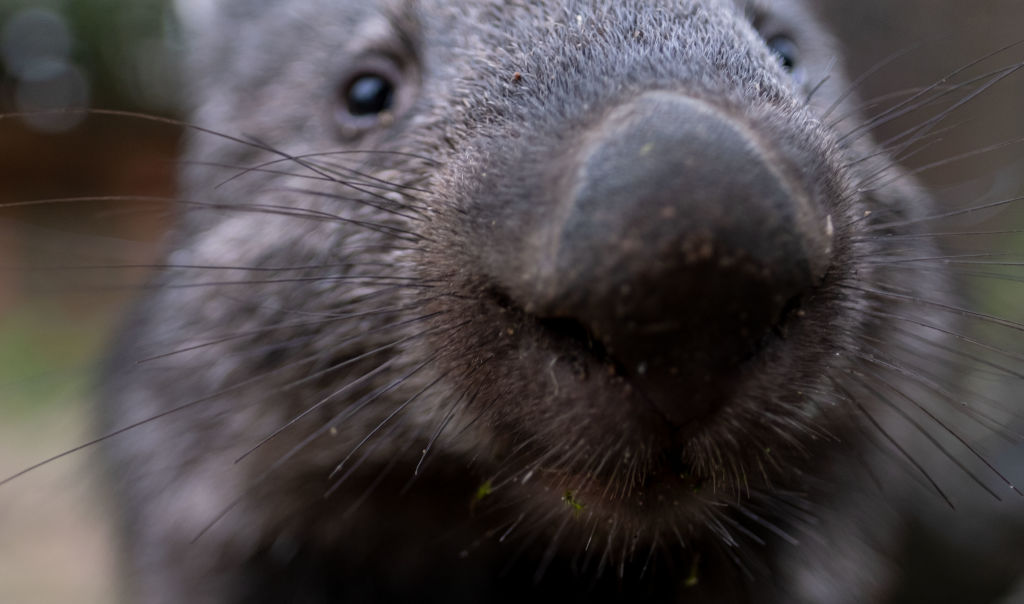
{"left": 836, "top": 381, "right": 954, "bottom": 509}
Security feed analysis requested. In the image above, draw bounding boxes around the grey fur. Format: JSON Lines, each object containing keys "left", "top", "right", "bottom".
{"left": 100, "top": 1, "right": 1019, "bottom": 602}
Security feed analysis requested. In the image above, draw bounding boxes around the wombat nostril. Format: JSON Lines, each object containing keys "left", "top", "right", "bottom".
{"left": 519, "top": 92, "right": 835, "bottom": 424}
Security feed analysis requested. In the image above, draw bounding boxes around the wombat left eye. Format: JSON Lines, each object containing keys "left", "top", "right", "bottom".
{"left": 766, "top": 35, "right": 799, "bottom": 72}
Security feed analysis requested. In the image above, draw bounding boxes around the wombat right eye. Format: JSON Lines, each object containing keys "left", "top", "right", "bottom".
{"left": 333, "top": 56, "right": 411, "bottom": 136}
{"left": 345, "top": 74, "right": 395, "bottom": 116}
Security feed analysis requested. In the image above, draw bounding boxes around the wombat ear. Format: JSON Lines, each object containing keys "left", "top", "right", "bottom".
{"left": 173, "top": 0, "right": 218, "bottom": 34}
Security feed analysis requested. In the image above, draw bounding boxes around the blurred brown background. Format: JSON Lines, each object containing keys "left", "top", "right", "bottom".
{"left": 0, "top": 1, "right": 1021, "bottom": 602}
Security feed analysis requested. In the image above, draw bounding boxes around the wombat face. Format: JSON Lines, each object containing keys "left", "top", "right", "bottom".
{"left": 98, "top": 0, "right": 1017, "bottom": 601}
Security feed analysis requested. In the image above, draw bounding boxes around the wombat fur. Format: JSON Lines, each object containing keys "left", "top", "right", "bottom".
{"left": 97, "top": 0, "right": 1023, "bottom": 602}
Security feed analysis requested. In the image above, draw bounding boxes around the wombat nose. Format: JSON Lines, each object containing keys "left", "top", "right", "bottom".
{"left": 529, "top": 91, "right": 834, "bottom": 425}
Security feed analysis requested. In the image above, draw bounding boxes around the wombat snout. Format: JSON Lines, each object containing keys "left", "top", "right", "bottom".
{"left": 481, "top": 91, "right": 834, "bottom": 425}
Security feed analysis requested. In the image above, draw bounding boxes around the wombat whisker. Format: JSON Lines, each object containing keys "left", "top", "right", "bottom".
{"left": 831, "top": 61, "right": 1018, "bottom": 132}
{"left": 860, "top": 329, "right": 1021, "bottom": 429}
{"left": 414, "top": 382, "right": 481, "bottom": 476}
{"left": 862, "top": 309, "right": 1024, "bottom": 377}
{"left": 562, "top": 445, "right": 617, "bottom": 499}
{"left": 774, "top": 489, "right": 823, "bottom": 528}
{"left": 853, "top": 347, "right": 1018, "bottom": 496}
{"left": 821, "top": 44, "right": 921, "bottom": 121}
{"left": 863, "top": 135, "right": 1024, "bottom": 193}
{"left": 532, "top": 510, "right": 574, "bottom": 584}
{"left": 869, "top": 263, "right": 1024, "bottom": 287}
{"left": 191, "top": 159, "right": 325, "bottom": 189}
{"left": 309, "top": 297, "right": 447, "bottom": 320}
{"left": 497, "top": 505, "right": 566, "bottom": 580}
{"left": 573, "top": 517, "right": 604, "bottom": 576}
{"left": 330, "top": 363, "right": 452, "bottom": 478}
{"left": 207, "top": 300, "right": 436, "bottom": 350}
{"left": 701, "top": 509, "right": 742, "bottom": 550}
{"left": 205, "top": 193, "right": 431, "bottom": 239}
{"left": 480, "top": 435, "right": 551, "bottom": 493}
{"left": 851, "top": 408, "right": 939, "bottom": 494}
{"left": 844, "top": 283, "right": 1024, "bottom": 333}
{"left": 1, "top": 108, "right": 442, "bottom": 168}
{"left": 0, "top": 195, "right": 432, "bottom": 243}
{"left": 281, "top": 186, "right": 426, "bottom": 222}
{"left": 903, "top": 136, "right": 1024, "bottom": 178}
{"left": 594, "top": 516, "right": 622, "bottom": 579}
{"left": 0, "top": 274, "right": 430, "bottom": 297}
{"left": 887, "top": 121, "right": 971, "bottom": 165}
{"left": 594, "top": 440, "right": 632, "bottom": 501}
{"left": 232, "top": 146, "right": 440, "bottom": 165}
{"left": 485, "top": 446, "right": 581, "bottom": 509}
{"left": 838, "top": 39, "right": 1024, "bottom": 145}
{"left": 197, "top": 355, "right": 449, "bottom": 541}
{"left": 238, "top": 359, "right": 400, "bottom": 463}
{"left": 839, "top": 383, "right": 955, "bottom": 507}
{"left": 191, "top": 422, "right": 360, "bottom": 543}
{"left": 858, "top": 252, "right": 1018, "bottom": 264}
{"left": 280, "top": 351, "right": 443, "bottom": 473}
{"left": 238, "top": 135, "right": 434, "bottom": 214}
{"left": 311, "top": 156, "right": 435, "bottom": 191}
{"left": 753, "top": 413, "right": 823, "bottom": 454}
{"left": 866, "top": 194, "right": 1024, "bottom": 231}
{"left": 638, "top": 533, "right": 660, "bottom": 579}
{"left": 830, "top": 83, "right": 959, "bottom": 129}
{"left": 273, "top": 165, "right": 430, "bottom": 208}
{"left": 250, "top": 198, "right": 432, "bottom": 240}
{"left": 3, "top": 261, "right": 404, "bottom": 273}
{"left": 702, "top": 516, "right": 756, "bottom": 579}
{"left": 615, "top": 528, "right": 632, "bottom": 582}
{"left": 157, "top": 273, "right": 427, "bottom": 291}
{"left": 848, "top": 119, "right": 967, "bottom": 172}
{"left": 279, "top": 312, "right": 450, "bottom": 391}
{"left": 333, "top": 443, "right": 405, "bottom": 519}
{"left": 0, "top": 356, "right": 300, "bottom": 488}
{"left": 314, "top": 158, "right": 434, "bottom": 194}
{"left": 802, "top": 62, "right": 834, "bottom": 105}
{"left": 854, "top": 229, "right": 1024, "bottom": 242}
{"left": 293, "top": 409, "right": 405, "bottom": 502}
{"left": 195, "top": 159, "right": 434, "bottom": 214}
{"left": 941, "top": 268, "right": 1024, "bottom": 285}
{"left": 137, "top": 308, "right": 438, "bottom": 364}
{"left": 497, "top": 512, "right": 528, "bottom": 546}
{"left": 738, "top": 492, "right": 813, "bottom": 542}
{"left": 0, "top": 195, "right": 186, "bottom": 211}
{"left": 856, "top": 63, "right": 1024, "bottom": 181}
{"left": 208, "top": 150, "right": 435, "bottom": 196}
{"left": 733, "top": 505, "right": 799, "bottom": 547}
{"left": 852, "top": 371, "right": 1003, "bottom": 500}
{"left": 622, "top": 449, "right": 647, "bottom": 500}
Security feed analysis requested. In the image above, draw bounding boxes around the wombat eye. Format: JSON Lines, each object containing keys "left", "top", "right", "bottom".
{"left": 345, "top": 74, "right": 395, "bottom": 116}
{"left": 333, "top": 55, "right": 411, "bottom": 136}
{"left": 766, "top": 35, "right": 799, "bottom": 72}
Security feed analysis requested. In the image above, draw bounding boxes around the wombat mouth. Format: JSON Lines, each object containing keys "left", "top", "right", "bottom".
{"left": 455, "top": 248, "right": 841, "bottom": 528}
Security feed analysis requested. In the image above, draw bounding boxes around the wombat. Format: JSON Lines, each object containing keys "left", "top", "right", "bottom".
{"left": 92, "top": 0, "right": 1023, "bottom": 602}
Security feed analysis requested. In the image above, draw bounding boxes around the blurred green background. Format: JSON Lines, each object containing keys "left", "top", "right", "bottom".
{"left": 0, "top": 1, "right": 1021, "bottom": 603}
{"left": 0, "top": 1, "right": 177, "bottom": 602}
